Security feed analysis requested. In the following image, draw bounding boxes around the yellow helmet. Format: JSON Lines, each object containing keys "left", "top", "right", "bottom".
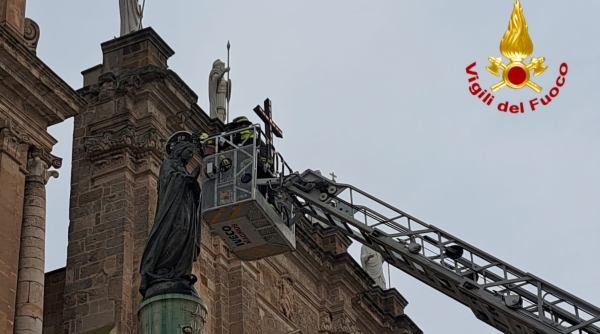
{"left": 235, "top": 116, "right": 252, "bottom": 124}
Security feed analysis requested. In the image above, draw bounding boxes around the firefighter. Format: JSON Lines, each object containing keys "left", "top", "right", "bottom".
{"left": 197, "top": 115, "right": 248, "bottom": 157}
{"left": 196, "top": 132, "right": 212, "bottom": 158}
{"left": 228, "top": 116, "right": 274, "bottom": 167}
{"left": 227, "top": 116, "right": 276, "bottom": 203}
{"left": 227, "top": 116, "right": 254, "bottom": 146}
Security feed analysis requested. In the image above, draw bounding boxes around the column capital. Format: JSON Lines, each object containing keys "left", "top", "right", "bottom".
{"left": 0, "top": 119, "right": 62, "bottom": 180}
{"left": 26, "top": 154, "right": 58, "bottom": 185}
{"left": 30, "top": 146, "right": 62, "bottom": 169}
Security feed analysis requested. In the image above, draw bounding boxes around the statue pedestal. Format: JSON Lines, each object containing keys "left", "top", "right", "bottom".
{"left": 138, "top": 294, "right": 208, "bottom": 334}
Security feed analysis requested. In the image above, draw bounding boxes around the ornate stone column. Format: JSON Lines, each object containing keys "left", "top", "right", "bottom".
{"left": 14, "top": 149, "right": 59, "bottom": 334}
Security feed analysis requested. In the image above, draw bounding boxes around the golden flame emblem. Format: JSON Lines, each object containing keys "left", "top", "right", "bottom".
{"left": 486, "top": 0, "right": 547, "bottom": 92}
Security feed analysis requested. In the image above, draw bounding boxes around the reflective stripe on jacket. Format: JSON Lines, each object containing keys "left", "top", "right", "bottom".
{"left": 240, "top": 129, "right": 254, "bottom": 141}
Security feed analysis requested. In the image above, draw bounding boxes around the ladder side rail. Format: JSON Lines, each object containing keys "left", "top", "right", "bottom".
{"left": 527, "top": 272, "right": 600, "bottom": 322}
{"left": 272, "top": 150, "right": 294, "bottom": 177}
{"left": 287, "top": 186, "right": 565, "bottom": 334}
{"left": 284, "top": 178, "right": 600, "bottom": 334}
{"left": 452, "top": 256, "right": 600, "bottom": 333}
{"left": 332, "top": 183, "right": 600, "bottom": 305}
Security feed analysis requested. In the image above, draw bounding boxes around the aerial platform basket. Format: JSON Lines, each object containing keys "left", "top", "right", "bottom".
{"left": 200, "top": 125, "right": 296, "bottom": 261}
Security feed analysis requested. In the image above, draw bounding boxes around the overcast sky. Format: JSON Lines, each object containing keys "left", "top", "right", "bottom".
{"left": 28, "top": 0, "right": 599, "bottom": 333}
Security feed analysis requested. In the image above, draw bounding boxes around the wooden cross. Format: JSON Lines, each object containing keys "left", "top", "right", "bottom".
{"left": 253, "top": 98, "right": 283, "bottom": 162}
{"left": 253, "top": 98, "right": 283, "bottom": 143}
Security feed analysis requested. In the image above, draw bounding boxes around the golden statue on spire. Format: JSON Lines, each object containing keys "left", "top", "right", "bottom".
{"left": 486, "top": 0, "right": 547, "bottom": 93}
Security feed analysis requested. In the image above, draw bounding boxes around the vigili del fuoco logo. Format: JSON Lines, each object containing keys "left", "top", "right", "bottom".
{"left": 466, "top": 0, "right": 568, "bottom": 113}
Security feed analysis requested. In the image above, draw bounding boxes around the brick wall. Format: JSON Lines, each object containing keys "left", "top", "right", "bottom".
{"left": 0, "top": 143, "right": 27, "bottom": 333}
{"left": 42, "top": 268, "right": 66, "bottom": 334}
{"left": 188, "top": 219, "right": 421, "bottom": 334}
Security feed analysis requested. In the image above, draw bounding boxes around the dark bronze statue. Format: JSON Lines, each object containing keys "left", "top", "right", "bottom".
{"left": 139, "top": 134, "right": 202, "bottom": 300}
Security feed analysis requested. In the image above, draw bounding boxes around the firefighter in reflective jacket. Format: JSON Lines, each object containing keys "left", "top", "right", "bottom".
{"left": 229, "top": 116, "right": 273, "bottom": 164}
{"left": 229, "top": 116, "right": 253, "bottom": 144}
{"left": 228, "top": 116, "right": 274, "bottom": 199}
{"left": 197, "top": 116, "right": 250, "bottom": 156}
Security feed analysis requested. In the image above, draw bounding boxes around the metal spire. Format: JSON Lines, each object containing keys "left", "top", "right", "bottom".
{"left": 226, "top": 40, "right": 231, "bottom": 123}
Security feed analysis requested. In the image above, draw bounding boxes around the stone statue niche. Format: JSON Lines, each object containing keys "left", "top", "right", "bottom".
{"left": 360, "top": 245, "right": 387, "bottom": 290}
{"left": 138, "top": 132, "right": 202, "bottom": 300}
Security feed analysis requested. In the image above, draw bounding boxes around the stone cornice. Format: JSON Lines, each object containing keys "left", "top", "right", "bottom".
{"left": 0, "top": 25, "right": 86, "bottom": 125}
{"left": 365, "top": 286, "right": 408, "bottom": 310}
{"left": 81, "top": 64, "right": 102, "bottom": 77}
{"left": 100, "top": 27, "right": 175, "bottom": 59}
{"left": 0, "top": 104, "right": 57, "bottom": 151}
{"left": 165, "top": 69, "right": 197, "bottom": 103}
{"left": 393, "top": 315, "right": 422, "bottom": 334}
{"left": 352, "top": 289, "right": 421, "bottom": 333}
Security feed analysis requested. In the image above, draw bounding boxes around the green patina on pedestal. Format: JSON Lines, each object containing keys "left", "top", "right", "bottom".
{"left": 138, "top": 294, "right": 208, "bottom": 334}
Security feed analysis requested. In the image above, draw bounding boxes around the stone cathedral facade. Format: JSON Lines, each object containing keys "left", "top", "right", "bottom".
{"left": 0, "top": 2, "right": 422, "bottom": 333}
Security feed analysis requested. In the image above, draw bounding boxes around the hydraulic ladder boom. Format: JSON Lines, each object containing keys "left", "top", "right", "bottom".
{"left": 276, "top": 169, "right": 600, "bottom": 334}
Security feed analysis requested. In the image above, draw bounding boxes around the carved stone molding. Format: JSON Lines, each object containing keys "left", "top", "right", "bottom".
{"left": 81, "top": 71, "right": 143, "bottom": 105}
{"left": 81, "top": 67, "right": 162, "bottom": 106}
{"left": 117, "top": 74, "right": 142, "bottom": 97}
{"left": 83, "top": 125, "right": 165, "bottom": 178}
{"left": 316, "top": 314, "right": 366, "bottom": 334}
{"left": 278, "top": 276, "right": 295, "bottom": 321}
{"left": 0, "top": 118, "right": 30, "bottom": 164}
{"left": 0, "top": 118, "right": 31, "bottom": 143}
{"left": 23, "top": 18, "right": 40, "bottom": 53}
{"left": 83, "top": 125, "right": 165, "bottom": 161}
{"left": 333, "top": 315, "right": 362, "bottom": 334}
{"left": 319, "top": 311, "right": 333, "bottom": 333}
